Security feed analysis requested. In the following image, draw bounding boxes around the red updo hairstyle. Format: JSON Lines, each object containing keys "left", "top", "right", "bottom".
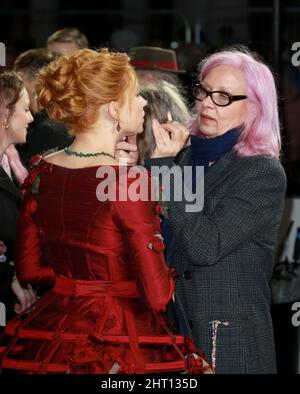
{"left": 37, "top": 48, "right": 138, "bottom": 134}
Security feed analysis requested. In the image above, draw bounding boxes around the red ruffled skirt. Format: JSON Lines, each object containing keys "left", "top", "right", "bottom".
{"left": 0, "top": 276, "right": 211, "bottom": 374}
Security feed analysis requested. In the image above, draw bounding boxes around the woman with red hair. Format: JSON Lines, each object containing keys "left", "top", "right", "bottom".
{"left": 0, "top": 49, "right": 211, "bottom": 374}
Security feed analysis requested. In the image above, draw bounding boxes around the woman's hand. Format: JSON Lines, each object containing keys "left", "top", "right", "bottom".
{"left": 151, "top": 118, "right": 190, "bottom": 158}
{"left": 115, "top": 135, "right": 139, "bottom": 165}
{"left": 11, "top": 277, "right": 37, "bottom": 313}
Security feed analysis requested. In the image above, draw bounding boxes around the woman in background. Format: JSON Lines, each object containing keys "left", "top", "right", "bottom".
{"left": 0, "top": 71, "right": 35, "bottom": 334}
{"left": 137, "top": 80, "right": 190, "bottom": 165}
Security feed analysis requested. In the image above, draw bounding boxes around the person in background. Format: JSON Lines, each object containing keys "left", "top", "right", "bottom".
{"left": 47, "top": 27, "right": 89, "bottom": 56}
{"left": 137, "top": 80, "right": 192, "bottom": 334}
{"left": 129, "top": 46, "right": 184, "bottom": 86}
{"left": 14, "top": 48, "right": 72, "bottom": 167}
{"left": 0, "top": 48, "right": 211, "bottom": 374}
{"left": 145, "top": 47, "right": 287, "bottom": 374}
{"left": 115, "top": 46, "right": 186, "bottom": 165}
{"left": 137, "top": 80, "right": 190, "bottom": 165}
{"left": 0, "top": 72, "right": 36, "bottom": 336}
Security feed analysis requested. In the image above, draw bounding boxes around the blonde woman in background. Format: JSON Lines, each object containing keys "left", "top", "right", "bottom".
{"left": 0, "top": 71, "right": 35, "bottom": 334}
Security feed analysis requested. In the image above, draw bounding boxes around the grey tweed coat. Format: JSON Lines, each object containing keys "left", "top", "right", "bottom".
{"left": 148, "top": 147, "right": 286, "bottom": 374}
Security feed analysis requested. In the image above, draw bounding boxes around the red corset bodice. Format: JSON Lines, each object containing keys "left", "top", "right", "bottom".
{"left": 0, "top": 157, "right": 210, "bottom": 374}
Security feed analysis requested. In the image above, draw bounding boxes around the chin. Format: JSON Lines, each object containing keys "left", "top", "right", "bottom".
{"left": 200, "top": 127, "right": 218, "bottom": 138}
{"left": 134, "top": 125, "right": 143, "bottom": 134}
{"left": 19, "top": 134, "right": 27, "bottom": 144}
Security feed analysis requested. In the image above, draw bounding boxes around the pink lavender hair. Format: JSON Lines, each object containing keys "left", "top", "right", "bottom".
{"left": 189, "top": 48, "right": 281, "bottom": 159}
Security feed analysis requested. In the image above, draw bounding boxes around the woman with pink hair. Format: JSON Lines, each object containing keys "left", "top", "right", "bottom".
{"left": 0, "top": 71, "right": 36, "bottom": 331}
{"left": 146, "top": 47, "right": 286, "bottom": 373}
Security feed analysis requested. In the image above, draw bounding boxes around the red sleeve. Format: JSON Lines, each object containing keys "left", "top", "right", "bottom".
{"left": 15, "top": 162, "right": 55, "bottom": 286}
{"left": 113, "top": 170, "right": 175, "bottom": 313}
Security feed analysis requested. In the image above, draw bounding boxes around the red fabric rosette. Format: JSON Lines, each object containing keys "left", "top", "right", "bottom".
{"left": 147, "top": 233, "right": 165, "bottom": 253}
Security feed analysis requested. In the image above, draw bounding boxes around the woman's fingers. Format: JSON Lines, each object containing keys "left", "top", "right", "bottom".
{"left": 26, "top": 284, "right": 37, "bottom": 306}
{"left": 11, "top": 278, "right": 26, "bottom": 309}
{"left": 14, "top": 303, "right": 22, "bottom": 314}
{"left": 161, "top": 121, "right": 190, "bottom": 141}
{"left": 115, "top": 139, "right": 139, "bottom": 165}
{"left": 115, "top": 141, "right": 137, "bottom": 153}
{"left": 116, "top": 149, "right": 138, "bottom": 165}
{"left": 151, "top": 119, "right": 189, "bottom": 158}
{"left": 126, "top": 135, "right": 137, "bottom": 145}
{"left": 162, "top": 121, "right": 190, "bottom": 151}
{"left": 152, "top": 118, "right": 169, "bottom": 146}
{"left": 152, "top": 119, "right": 172, "bottom": 158}
{"left": 11, "top": 278, "right": 37, "bottom": 311}
{"left": 22, "top": 288, "right": 37, "bottom": 310}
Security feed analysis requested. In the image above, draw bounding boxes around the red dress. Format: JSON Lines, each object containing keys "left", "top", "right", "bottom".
{"left": 0, "top": 155, "right": 209, "bottom": 374}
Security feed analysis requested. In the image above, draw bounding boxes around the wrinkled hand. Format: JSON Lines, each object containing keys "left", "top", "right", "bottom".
{"left": 11, "top": 277, "right": 37, "bottom": 314}
{"left": 115, "top": 135, "right": 138, "bottom": 165}
{"left": 151, "top": 119, "right": 190, "bottom": 158}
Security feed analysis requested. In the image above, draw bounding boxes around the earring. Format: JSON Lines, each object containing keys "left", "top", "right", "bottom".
{"left": 116, "top": 120, "right": 121, "bottom": 132}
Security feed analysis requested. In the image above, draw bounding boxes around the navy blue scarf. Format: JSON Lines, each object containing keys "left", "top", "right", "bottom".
{"left": 163, "top": 127, "right": 240, "bottom": 245}
{"left": 190, "top": 127, "right": 240, "bottom": 192}
{"left": 191, "top": 127, "right": 240, "bottom": 173}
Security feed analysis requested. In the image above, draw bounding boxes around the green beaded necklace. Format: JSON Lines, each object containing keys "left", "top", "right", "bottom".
{"left": 64, "top": 146, "right": 115, "bottom": 160}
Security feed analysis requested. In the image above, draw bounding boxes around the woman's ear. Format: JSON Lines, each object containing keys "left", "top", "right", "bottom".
{"left": 108, "top": 101, "right": 119, "bottom": 121}
{"left": 2, "top": 108, "right": 10, "bottom": 129}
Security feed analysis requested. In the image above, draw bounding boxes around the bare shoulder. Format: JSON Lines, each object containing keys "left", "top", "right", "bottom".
{"left": 43, "top": 150, "right": 66, "bottom": 165}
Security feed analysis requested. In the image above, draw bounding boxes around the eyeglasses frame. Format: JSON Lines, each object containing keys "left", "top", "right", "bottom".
{"left": 192, "top": 83, "right": 247, "bottom": 107}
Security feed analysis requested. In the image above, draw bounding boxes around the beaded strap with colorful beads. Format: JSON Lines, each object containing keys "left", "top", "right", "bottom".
{"left": 210, "top": 320, "right": 229, "bottom": 373}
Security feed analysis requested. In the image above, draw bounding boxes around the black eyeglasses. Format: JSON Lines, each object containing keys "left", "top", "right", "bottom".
{"left": 192, "top": 83, "right": 247, "bottom": 107}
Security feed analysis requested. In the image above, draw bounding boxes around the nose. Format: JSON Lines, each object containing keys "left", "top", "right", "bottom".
{"left": 201, "top": 94, "right": 214, "bottom": 108}
{"left": 28, "top": 111, "right": 34, "bottom": 124}
{"left": 141, "top": 96, "right": 147, "bottom": 108}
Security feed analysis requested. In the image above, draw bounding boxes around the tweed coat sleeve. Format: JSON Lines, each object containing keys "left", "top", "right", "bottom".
{"left": 166, "top": 157, "right": 286, "bottom": 266}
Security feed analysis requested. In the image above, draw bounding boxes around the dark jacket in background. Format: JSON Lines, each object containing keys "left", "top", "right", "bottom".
{"left": 0, "top": 168, "right": 21, "bottom": 329}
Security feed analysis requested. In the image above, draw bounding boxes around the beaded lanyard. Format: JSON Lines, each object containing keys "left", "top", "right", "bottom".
{"left": 210, "top": 320, "right": 229, "bottom": 373}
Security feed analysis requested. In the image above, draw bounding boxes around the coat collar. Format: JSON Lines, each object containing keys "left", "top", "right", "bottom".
{"left": 0, "top": 167, "right": 22, "bottom": 202}
{"left": 165, "top": 147, "right": 241, "bottom": 262}
{"left": 174, "top": 146, "right": 241, "bottom": 196}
